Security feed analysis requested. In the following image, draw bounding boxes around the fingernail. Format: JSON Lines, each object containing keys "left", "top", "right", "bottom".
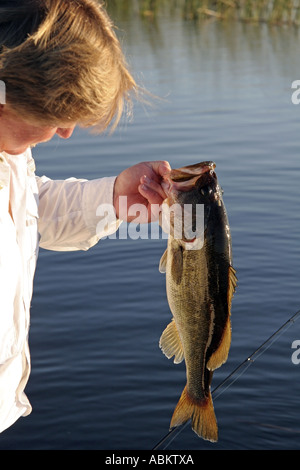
{"left": 160, "top": 162, "right": 171, "bottom": 174}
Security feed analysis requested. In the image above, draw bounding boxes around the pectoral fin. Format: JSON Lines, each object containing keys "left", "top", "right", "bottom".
{"left": 159, "top": 245, "right": 183, "bottom": 285}
{"left": 159, "top": 249, "right": 168, "bottom": 273}
{"left": 207, "top": 266, "right": 237, "bottom": 371}
{"left": 159, "top": 318, "right": 184, "bottom": 364}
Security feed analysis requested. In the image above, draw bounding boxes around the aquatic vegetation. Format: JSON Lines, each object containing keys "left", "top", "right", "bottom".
{"left": 106, "top": 0, "right": 300, "bottom": 25}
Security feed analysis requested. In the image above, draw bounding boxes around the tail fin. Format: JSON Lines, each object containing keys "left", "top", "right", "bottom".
{"left": 170, "top": 385, "right": 218, "bottom": 442}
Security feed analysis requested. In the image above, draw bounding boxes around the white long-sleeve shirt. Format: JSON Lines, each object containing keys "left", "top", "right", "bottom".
{"left": 0, "top": 148, "right": 120, "bottom": 433}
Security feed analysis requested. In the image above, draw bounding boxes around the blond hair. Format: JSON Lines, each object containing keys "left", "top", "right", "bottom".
{"left": 0, "top": 0, "right": 137, "bottom": 132}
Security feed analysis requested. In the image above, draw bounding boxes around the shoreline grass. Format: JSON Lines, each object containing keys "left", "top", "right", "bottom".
{"left": 107, "top": 0, "right": 300, "bottom": 26}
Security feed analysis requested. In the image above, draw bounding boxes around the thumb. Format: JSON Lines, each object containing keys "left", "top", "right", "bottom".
{"left": 150, "top": 160, "right": 171, "bottom": 178}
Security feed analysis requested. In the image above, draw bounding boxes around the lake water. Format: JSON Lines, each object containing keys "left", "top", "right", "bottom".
{"left": 1, "top": 11, "right": 300, "bottom": 450}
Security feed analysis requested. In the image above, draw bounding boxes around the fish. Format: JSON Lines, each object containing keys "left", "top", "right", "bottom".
{"left": 158, "top": 161, "right": 237, "bottom": 442}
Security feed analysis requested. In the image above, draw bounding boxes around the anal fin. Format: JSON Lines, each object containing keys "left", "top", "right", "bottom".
{"left": 228, "top": 265, "right": 237, "bottom": 304}
{"left": 207, "top": 315, "right": 231, "bottom": 370}
{"left": 207, "top": 265, "right": 237, "bottom": 371}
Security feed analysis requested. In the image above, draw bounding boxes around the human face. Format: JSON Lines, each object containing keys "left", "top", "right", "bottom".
{"left": 0, "top": 105, "right": 76, "bottom": 155}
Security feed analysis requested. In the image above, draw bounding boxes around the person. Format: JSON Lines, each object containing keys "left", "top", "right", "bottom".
{"left": 0, "top": 0, "right": 171, "bottom": 433}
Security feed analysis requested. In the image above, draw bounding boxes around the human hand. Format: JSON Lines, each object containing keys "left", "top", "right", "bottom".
{"left": 113, "top": 160, "right": 171, "bottom": 223}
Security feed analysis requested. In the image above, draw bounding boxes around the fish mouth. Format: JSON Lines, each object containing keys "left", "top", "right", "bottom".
{"left": 160, "top": 162, "right": 218, "bottom": 244}
{"left": 162, "top": 161, "right": 216, "bottom": 195}
{"left": 170, "top": 161, "right": 216, "bottom": 182}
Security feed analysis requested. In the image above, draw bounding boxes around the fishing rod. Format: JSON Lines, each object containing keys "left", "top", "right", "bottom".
{"left": 152, "top": 308, "right": 300, "bottom": 450}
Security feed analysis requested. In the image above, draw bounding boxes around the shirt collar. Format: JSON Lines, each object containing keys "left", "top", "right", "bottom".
{"left": 0, "top": 149, "right": 35, "bottom": 189}
{"left": 0, "top": 152, "right": 10, "bottom": 189}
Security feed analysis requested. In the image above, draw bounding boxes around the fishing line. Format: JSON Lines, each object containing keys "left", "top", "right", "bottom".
{"left": 152, "top": 308, "right": 300, "bottom": 450}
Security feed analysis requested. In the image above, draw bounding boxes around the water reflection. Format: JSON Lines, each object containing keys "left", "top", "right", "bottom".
{"left": 2, "top": 9, "right": 300, "bottom": 450}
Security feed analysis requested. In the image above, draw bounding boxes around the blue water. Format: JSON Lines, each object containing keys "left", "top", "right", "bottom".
{"left": 2, "top": 14, "right": 300, "bottom": 450}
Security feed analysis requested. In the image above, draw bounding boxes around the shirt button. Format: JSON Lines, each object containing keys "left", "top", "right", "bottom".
{"left": 0, "top": 157, "right": 4, "bottom": 163}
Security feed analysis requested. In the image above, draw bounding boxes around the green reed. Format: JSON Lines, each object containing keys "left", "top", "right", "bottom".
{"left": 106, "top": 0, "right": 300, "bottom": 25}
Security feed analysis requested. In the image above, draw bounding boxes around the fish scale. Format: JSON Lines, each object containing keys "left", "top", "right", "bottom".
{"left": 159, "top": 161, "right": 237, "bottom": 442}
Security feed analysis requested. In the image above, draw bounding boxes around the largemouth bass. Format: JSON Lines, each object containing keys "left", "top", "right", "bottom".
{"left": 159, "top": 161, "right": 237, "bottom": 442}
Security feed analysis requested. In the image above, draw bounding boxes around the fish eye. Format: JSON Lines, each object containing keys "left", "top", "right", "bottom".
{"left": 200, "top": 186, "right": 212, "bottom": 196}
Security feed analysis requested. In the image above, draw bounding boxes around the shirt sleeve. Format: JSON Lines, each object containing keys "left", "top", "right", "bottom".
{"left": 36, "top": 175, "right": 121, "bottom": 251}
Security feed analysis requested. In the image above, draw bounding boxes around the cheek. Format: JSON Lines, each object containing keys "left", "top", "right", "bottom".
{"left": 25, "top": 127, "right": 57, "bottom": 143}
{"left": 42, "top": 129, "right": 57, "bottom": 140}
